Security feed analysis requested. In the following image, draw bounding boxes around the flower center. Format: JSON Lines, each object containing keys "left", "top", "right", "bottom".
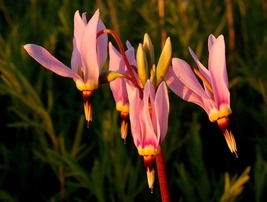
{"left": 208, "top": 104, "right": 232, "bottom": 122}
{"left": 137, "top": 145, "right": 161, "bottom": 156}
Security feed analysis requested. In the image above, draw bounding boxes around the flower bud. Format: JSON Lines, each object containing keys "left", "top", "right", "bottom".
{"left": 156, "top": 37, "right": 172, "bottom": 87}
{"left": 149, "top": 64, "right": 157, "bottom": 88}
{"left": 136, "top": 43, "right": 149, "bottom": 88}
{"left": 99, "top": 70, "right": 124, "bottom": 84}
{"left": 142, "top": 33, "right": 155, "bottom": 69}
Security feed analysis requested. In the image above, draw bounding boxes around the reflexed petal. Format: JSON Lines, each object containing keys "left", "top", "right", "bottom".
{"left": 81, "top": 12, "right": 87, "bottom": 23}
{"left": 110, "top": 78, "right": 128, "bottom": 107}
{"left": 188, "top": 47, "right": 211, "bottom": 84}
{"left": 81, "top": 9, "right": 99, "bottom": 83}
{"left": 97, "top": 19, "right": 108, "bottom": 68}
{"left": 165, "top": 60, "right": 215, "bottom": 114}
{"left": 209, "top": 35, "right": 230, "bottom": 107}
{"left": 154, "top": 82, "right": 169, "bottom": 142}
{"left": 24, "top": 44, "right": 79, "bottom": 79}
{"left": 109, "top": 43, "right": 128, "bottom": 107}
{"left": 188, "top": 47, "right": 213, "bottom": 98}
{"left": 126, "top": 82, "right": 141, "bottom": 146}
{"left": 126, "top": 41, "right": 136, "bottom": 67}
{"left": 71, "top": 10, "right": 86, "bottom": 72}
{"left": 144, "top": 81, "right": 156, "bottom": 134}
{"left": 208, "top": 34, "right": 216, "bottom": 52}
{"left": 140, "top": 82, "right": 158, "bottom": 148}
{"left": 108, "top": 43, "right": 124, "bottom": 72}
{"left": 169, "top": 58, "right": 209, "bottom": 100}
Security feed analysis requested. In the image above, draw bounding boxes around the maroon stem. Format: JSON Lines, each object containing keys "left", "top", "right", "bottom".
{"left": 156, "top": 149, "right": 170, "bottom": 202}
{"left": 97, "top": 29, "right": 143, "bottom": 98}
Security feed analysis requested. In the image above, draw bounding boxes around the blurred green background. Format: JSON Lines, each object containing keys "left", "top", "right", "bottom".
{"left": 0, "top": 0, "right": 267, "bottom": 201}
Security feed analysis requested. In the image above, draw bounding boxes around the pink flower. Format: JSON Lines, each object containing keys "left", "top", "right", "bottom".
{"left": 165, "top": 34, "right": 237, "bottom": 157}
{"left": 108, "top": 41, "right": 136, "bottom": 141}
{"left": 23, "top": 9, "right": 108, "bottom": 127}
{"left": 126, "top": 80, "right": 169, "bottom": 189}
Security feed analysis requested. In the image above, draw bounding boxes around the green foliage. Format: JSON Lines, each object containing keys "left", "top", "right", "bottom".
{"left": 220, "top": 166, "right": 251, "bottom": 202}
{"left": 174, "top": 113, "right": 220, "bottom": 202}
{"left": 0, "top": 0, "right": 266, "bottom": 201}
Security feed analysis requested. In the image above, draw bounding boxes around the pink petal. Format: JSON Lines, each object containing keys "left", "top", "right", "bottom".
{"left": 208, "top": 35, "right": 230, "bottom": 107}
{"left": 71, "top": 10, "right": 86, "bottom": 73}
{"left": 208, "top": 34, "right": 216, "bottom": 52}
{"left": 24, "top": 44, "right": 79, "bottom": 79}
{"left": 188, "top": 47, "right": 213, "bottom": 98}
{"left": 188, "top": 47, "right": 211, "bottom": 85}
{"left": 154, "top": 81, "right": 169, "bottom": 143}
{"left": 140, "top": 81, "right": 158, "bottom": 148}
{"left": 170, "top": 58, "right": 210, "bottom": 99}
{"left": 108, "top": 43, "right": 124, "bottom": 72}
{"left": 144, "top": 81, "right": 157, "bottom": 135}
{"left": 97, "top": 19, "right": 108, "bottom": 68}
{"left": 126, "top": 41, "right": 136, "bottom": 67}
{"left": 81, "top": 9, "right": 100, "bottom": 84}
{"left": 126, "top": 81, "right": 141, "bottom": 147}
{"left": 165, "top": 59, "right": 215, "bottom": 114}
{"left": 110, "top": 78, "right": 128, "bottom": 106}
{"left": 81, "top": 12, "right": 87, "bottom": 23}
{"left": 109, "top": 43, "right": 128, "bottom": 106}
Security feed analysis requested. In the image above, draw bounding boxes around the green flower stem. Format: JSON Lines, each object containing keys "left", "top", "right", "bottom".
{"left": 156, "top": 149, "right": 170, "bottom": 202}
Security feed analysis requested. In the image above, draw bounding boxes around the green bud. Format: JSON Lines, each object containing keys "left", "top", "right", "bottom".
{"left": 149, "top": 64, "right": 157, "bottom": 88}
{"left": 156, "top": 37, "right": 172, "bottom": 87}
{"left": 143, "top": 33, "right": 155, "bottom": 69}
{"left": 99, "top": 70, "right": 124, "bottom": 84}
{"left": 136, "top": 43, "right": 149, "bottom": 88}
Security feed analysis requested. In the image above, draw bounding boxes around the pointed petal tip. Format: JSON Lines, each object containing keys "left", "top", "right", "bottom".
{"left": 93, "top": 8, "right": 100, "bottom": 18}
{"left": 23, "top": 44, "right": 34, "bottom": 52}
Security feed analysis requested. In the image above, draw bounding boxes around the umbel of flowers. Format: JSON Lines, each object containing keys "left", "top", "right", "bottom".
{"left": 23, "top": 8, "right": 237, "bottom": 201}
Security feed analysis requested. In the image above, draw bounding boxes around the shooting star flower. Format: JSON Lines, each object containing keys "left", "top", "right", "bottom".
{"left": 126, "top": 80, "right": 169, "bottom": 190}
{"left": 24, "top": 9, "right": 108, "bottom": 127}
{"left": 165, "top": 34, "right": 237, "bottom": 157}
{"left": 108, "top": 41, "right": 136, "bottom": 141}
